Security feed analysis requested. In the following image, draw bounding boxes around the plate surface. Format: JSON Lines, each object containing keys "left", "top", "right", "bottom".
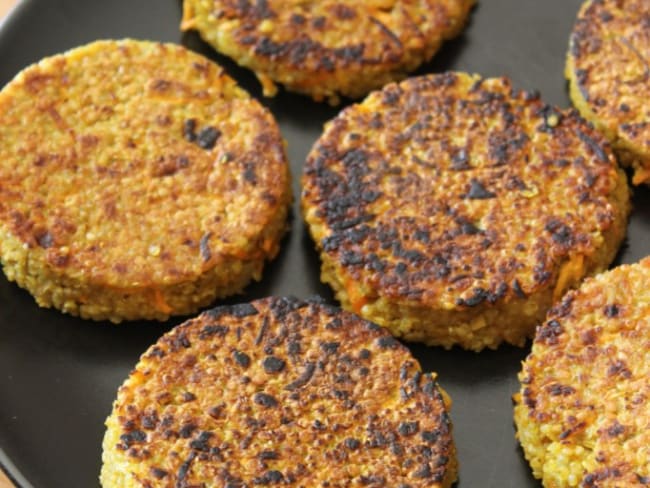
{"left": 0, "top": 1, "right": 648, "bottom": 487}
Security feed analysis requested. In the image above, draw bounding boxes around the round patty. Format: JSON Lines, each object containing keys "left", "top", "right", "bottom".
{"left": 302, "top": 72, "right": 630, "bottom": 351}
{"left": 514, "top": 258, "right": 650, "bottom": 487}
{"left": 101, "top": 296, "right": 457, "bottom": 487}
{"left": 567, "top": 0, "right": 650, "bottom": 185}
{"left": 0, "top": 39, "right": 291, "bottom": 323}
{"left": 181, "top": 0, "right": 475, "bottom": 104}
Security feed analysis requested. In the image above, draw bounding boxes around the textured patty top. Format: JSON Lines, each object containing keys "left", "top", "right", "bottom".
{"left": 568, "top": 0, "right": 650, "bottom": 178}
{"left": 102, "top": 296, "right": 455, "bottom": 487}
{"left": 0, "top": 39, "right": 289, "bottom": 288}
{"left": 302, "top": 72, "right": 627, "bottom": 312}
{"left": 516, "top": 258, "right": 650, "bottom": 486}
{"left": 181, "top": 0, "right": 474, "bottom": 101}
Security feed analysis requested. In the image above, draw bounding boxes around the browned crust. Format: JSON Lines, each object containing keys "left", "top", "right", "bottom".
{"left": 181, "top": 0, "right": 475, "bottom": 103}
{"left": 302, "top": 72, "right": 630, "bottom": 349}
{"left": 101, "top": 297, "right": 457, "bottom": 487}
{"left": 0, "top": 39, "right": 292, "bottom": 321}
{"left": 514, "top": 257, "right": 650, "bottom": 486}
{"left": 566, "top": 0, "right": 650, "bottom": 184}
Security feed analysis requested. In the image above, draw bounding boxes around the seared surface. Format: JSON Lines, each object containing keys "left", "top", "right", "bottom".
{"left": 0, "top": 39, "right": 291, "bottom": 322}
{"left": 181, "top": 0, "right": 475, "bottom": 103}
{"left": 101, "top": 296, "right": 456, "bottom": 487}
{"left": 515, "top": 258, "right": 650, "bottom": 487}
{"left": 567, "top": 0, "right": 650, "bottom": 184}
{"left": 302, "top": 72, "right": 629, "bottom": 350}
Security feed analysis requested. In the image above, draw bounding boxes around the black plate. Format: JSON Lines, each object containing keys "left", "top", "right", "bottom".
{"left": 1, "top": 1, "right": 648, "bottom": 487}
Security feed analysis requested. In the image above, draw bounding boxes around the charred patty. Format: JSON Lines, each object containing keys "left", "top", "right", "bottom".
{"left": 181, "top": 0, "right": 475, "bottom": 104}
{"left": 302, "top": 72, "right": 630, "bottom": 351}
{"left": 567, "top": 0, "right": 650, "bottom": 184}
{"left": 101, "top": 296, "right": 457, "bottom": 487}
{"left": 0, "top": 39, "right": 291, "bottom": 323}
{"left": 514, "top": 257, "right": 650, "bottom": 487}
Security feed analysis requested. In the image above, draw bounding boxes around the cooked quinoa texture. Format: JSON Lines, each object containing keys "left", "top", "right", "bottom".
{"left": 0, "top": 39, "right": 291, "bottom": 323}
{"left": 101, "top": 296, "right": 457, "bottom": 487}
{"left": 567, "top": 0, "right": 650, "bottom": 185}
{"left": 181, "top": 0, "right": 475, "bottom": 104}
{"left": 514, "top": 257, "right": 650, "bottom": 487}
{"left": 302, "top": 72, "right": 630, "bottom": 351}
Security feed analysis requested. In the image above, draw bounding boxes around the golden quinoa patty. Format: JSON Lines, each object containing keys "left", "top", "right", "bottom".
{"left": 302, "top": 72, "right": 630, "bottom": 351}
{"left": 101, "top": 296, "right": 457, "bottom": 487}
{"left": 567, "top": 0, "right": 650, "bottom": 185}
{"left": 181, "top": 0, "right": 475, "bottom": 104}
{"left": 0, "top": 39, "right": 291, "bottom": 323}
{"left": 514, "top": 258, "right": 650, "bottom": 487}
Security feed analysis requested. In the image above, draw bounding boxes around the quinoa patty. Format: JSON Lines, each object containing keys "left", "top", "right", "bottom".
{"left": 302, "top": 72, "right": 630, "bottom": 351}
{"left": 101, "top": 296, "right": 457, "bottom": 487}
{"left": 514, "top": 258, "right": 650, "bottom": 487}
{"left": 567, "top": 0, "right": 650, "bottom": 185}
{"left": 181, "top": 0, "right": 475, "bottom": 104}
{"left": 0, "top": 39, "right": 291, "bottom": 323}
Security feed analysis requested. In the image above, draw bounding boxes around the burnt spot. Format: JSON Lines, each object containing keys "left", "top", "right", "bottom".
{"left": 263, "top": 356, "right": 285, "bottom": 373}
{"left": 421, "top": 430, "right": 440, "bottom": 444}
{"left": 326, "top": 318, "right": 343, "bottom": 330}
{"left": 456, "top": 288, "right": 488, "bottom": 307}
{"left": 289, "top": 13, "right": 305, "bottom": 25}
{"left": 546, "top": 384, "right": 576, "bottom": 396}
{"left": 243, "top": 162, "right": 257, "bottom": 184}
{"left": 577, "top": 129, "right": 608, "bottom": 162}
{"left": 321, "top": 342, "right": 340, "bottom": 354}
{"left": 183, "top": 118, "right": 197, "bottom": 142}
{"left": 200, "top": 232, "right": 212, "bottom": 262}
{"left": 582, "top": 467, "right": 623, "bottom": 486}
{"left": 171, "top": 332, "right": 191, "bottom": 350}
{"left": 269, "top": 296, "right": 308, "bottom": 319}
{"left": 287, "top": 340, "right": 301, "bottom": 355}
{"left": 182, "top": 391, "right": 196, "bottom": 402}
{"left": 376, "top": 336, "right": 400, "bottom": 349}
{"left": 345, "top": 438, "right": 361, "bottom": 450}
{"left": 545, "top": 219, "right": 573, "bottom": 245}
{"left": 398, "top": 421, "right": 419, "bottom": 436}
{"left": 413, "top": 464, "right": 432, "bottom": 478}
{"left": 150, "top": 467, "right": 168, "bottom": 479}
{"left": 233, "top": 350, "right": 251, "bottom": 368}
{"left": 637, "top": 474, "right": 650, "bottom": 484}
{"left": 207, "top": 303, "right": 259, "bottom": 319}
{"left": 177, "top": 451, "right": 197, "bottom": 485}
{"left": 254, "top": 392, "right": 278, "bottom": 408}
{"left": 359, "top": 474, "right": 387, "bottom": 485}
{"left": 179, "top": 423, "right": 197, "bottom": 438}
{"left": 255, "top": 37, "right": 286, "bottom": 57}
{"left": 341, "top": 250, "right": 364, "bottom": 266}
{"left": 603, "top": 304, "right": 619, "bottom": 317}
{"left": 36, "top": 230, "right": 54, "bottom": 249}
{"left": 119, "top": 430, "right": 146, "bottom": 449}
{"left": 199, "top": 324, "right": 229, "bottom": 339}
{"left": 285, "top": 362, "right": 316, "bottom": 390}
{"left": 537, "top": 319, "right": 564, "bottom": 345}
{"left": 189, "top": 431, "right": 213, "bottom": 452}
{"left": 464, "top": 179, "right": 496, "bottom": 199}
{"left": 604, "top": 421, "right": 625, "bottom": 438}
{"left": 259, "top": 450, "right": 279, "bottom": 461}
{"left": 254, "top": 470, "right": 284, "bottom": 485}
{"left": 197, "top": 126, "right": 221, "bottom": 150}
{"left": 255, "top": 316, "right": 269, "bottom": 345}
{"left": 607, "top": 359, "right": 632, "bottom": 379}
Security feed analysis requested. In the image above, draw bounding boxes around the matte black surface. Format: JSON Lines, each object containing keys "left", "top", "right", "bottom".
{"left": 0, "top": 1, "right": 646, "bottom": 487}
